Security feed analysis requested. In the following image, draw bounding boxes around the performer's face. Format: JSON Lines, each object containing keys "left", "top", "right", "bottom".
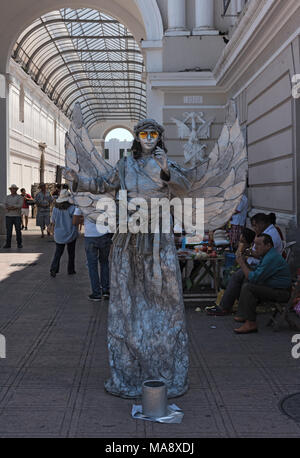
{"left": 138, "top": 129, "right": 160, "bottom": 154}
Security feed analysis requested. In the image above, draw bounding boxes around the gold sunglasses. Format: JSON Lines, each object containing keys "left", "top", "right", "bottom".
{"left": 138, "top": 131, "right": 159, "bottom": 140}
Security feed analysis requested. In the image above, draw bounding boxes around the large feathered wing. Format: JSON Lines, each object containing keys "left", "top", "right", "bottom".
{"left": 186, "top": 100, "right": 248, "bottom": 231}
{"left": 64, "top": 102, "right": 114, "bottom": 223}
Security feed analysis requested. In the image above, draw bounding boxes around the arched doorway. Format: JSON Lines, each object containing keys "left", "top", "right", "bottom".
{"left": 105, "top": 127, "right": 134, "bottom": 141}
{"left": 104, "top": 127, "right": 134, "bottom": 165}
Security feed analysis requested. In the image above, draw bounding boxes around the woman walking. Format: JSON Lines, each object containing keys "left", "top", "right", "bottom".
{"left": 50, "top": 189, "right": 78, "bottom": 277}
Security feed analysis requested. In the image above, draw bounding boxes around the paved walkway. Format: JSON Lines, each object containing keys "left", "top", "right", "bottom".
{"left": 0, "top": 220, "right": 299, "bottom": 438}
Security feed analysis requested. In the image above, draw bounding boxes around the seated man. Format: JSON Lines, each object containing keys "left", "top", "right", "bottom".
{"left": 234, "top": 234, "right": 291, "bottom": 334}
{"left": 206, "top": 212, "right": 283, "bottom": 316}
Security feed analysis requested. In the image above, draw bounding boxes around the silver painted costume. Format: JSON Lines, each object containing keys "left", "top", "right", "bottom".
{"left": 76, "top": 156, "right": 190, "bottom": 398}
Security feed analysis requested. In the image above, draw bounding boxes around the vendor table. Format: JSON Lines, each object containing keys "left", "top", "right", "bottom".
{"left": 178, "top": 251, "right": 225, "bottom": 298}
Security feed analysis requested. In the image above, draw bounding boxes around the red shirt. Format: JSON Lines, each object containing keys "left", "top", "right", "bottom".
{"left": 22, "top": 194, "right": 32, "bottom": 209}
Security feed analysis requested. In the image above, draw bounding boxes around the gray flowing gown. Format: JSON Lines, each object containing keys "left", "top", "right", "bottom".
{"left": 78, "top": 155, "right": 190, "bottom": 398}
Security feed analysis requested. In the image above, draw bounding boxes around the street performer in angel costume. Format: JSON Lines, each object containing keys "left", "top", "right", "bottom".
{"left": 64, "top": 102, "right": 248, "bottom": 399}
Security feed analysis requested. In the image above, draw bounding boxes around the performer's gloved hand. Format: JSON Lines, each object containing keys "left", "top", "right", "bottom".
{"left": 153, "top": 147, "right": 170, "bottom": 179}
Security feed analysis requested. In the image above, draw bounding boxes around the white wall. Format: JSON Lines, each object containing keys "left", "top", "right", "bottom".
{"left": 8, "top": 60, "right": 69, "bottom": 193}
{"left": 233, "top": 43, "right": 297, "bottom": 228}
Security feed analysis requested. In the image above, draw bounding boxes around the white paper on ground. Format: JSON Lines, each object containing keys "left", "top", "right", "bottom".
{"left": 132, "top": 404, "right": 184, "bottom": 423}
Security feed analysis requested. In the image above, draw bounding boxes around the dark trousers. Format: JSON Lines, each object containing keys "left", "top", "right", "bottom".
{"left": 220, "top": 268, "right": 245, "bottom": 311}
{"left": 6, "top": 216, "right": 22, "bottom": 246}
{"left": 237, "top": 283, "right": 291, "bottom": 322}
{"left": 50, "top": 239, "right": 76, "bottom": 274}
{"left": 84, "top": 234, "right": 112, "bottom": 295}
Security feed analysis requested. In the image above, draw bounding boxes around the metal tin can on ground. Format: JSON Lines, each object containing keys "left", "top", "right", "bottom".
{"left": 142, "top": 380, "right": 168, "bottom": 418}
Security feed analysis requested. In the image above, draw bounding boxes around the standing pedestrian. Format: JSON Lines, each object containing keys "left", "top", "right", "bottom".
{"left": 3, "top": 184, "right": 23, "bottom": 248}
{"left": 73, "top": 208, "right": 112, "bottom": 301}
{"left": 50, "top": 189, "right": 78, "bottom": 277}
{"left": 35, "top": 183, "right": 53, "bottom": 238}
{"left": 20, "top": 188, "right": 33, "bottom": 230}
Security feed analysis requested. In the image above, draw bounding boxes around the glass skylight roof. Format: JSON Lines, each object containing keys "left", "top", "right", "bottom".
{"left": 13, "top": 8, "right": 146, "bottom": 128}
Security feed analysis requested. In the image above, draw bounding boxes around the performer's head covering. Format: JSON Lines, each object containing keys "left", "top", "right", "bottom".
{"left": 134, "top": 118, "right": 165, "bottom": 137}
{"left": 131, "top": 118, "right": 167, "bottom": 158}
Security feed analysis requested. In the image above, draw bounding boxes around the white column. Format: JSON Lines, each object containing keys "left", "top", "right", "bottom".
{"left": 165, "top": 0, "right": 190, "bottom": 36}
{"left": 193, "top": 0, "right": 219, "bottom": 35}
{"left": 38, "top": 142, "right": 47, "bottom": 184}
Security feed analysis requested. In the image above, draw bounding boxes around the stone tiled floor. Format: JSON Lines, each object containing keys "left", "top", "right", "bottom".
{"left": 0, "top": 220, "right": 299, "bottom": 437}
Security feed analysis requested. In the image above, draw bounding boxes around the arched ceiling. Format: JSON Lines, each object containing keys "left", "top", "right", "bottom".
{"left": 12, "top": 7, "right": 147, "bottom": 128}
